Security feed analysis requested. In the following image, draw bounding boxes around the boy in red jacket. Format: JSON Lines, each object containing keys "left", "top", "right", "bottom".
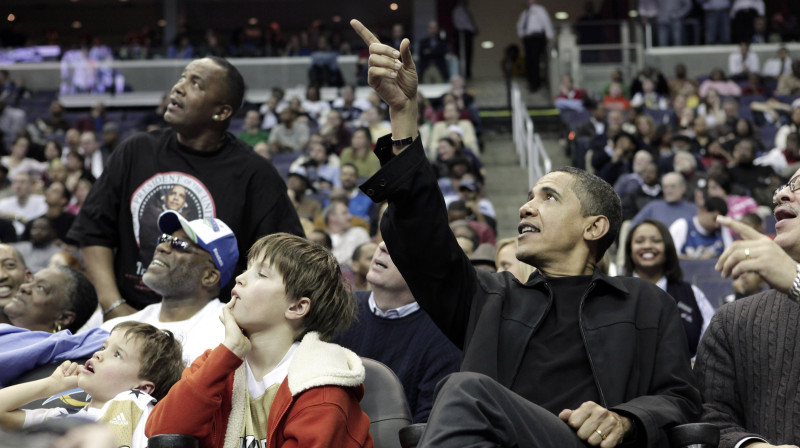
{"left": 147, "top": 232, "right": 372, "bottom": 448}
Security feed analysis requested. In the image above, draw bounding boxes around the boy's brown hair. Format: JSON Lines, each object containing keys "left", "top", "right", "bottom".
{"left": 110, "top": 321, "right": 185, "bottom": 400}
{"left": 247, "top": 232, "right": 355, "bottom": 341}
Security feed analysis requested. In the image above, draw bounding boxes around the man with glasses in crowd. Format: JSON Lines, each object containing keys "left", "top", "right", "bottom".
{"left": 102, "top": 211, "right": 238, "bottom": 365}
{"left": 696, "top": 172, "right": 800, "bottom": 447}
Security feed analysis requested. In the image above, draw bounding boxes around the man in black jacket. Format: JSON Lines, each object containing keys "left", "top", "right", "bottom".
{"left": 351, "top": 19, "right": 701, "bottom": 448}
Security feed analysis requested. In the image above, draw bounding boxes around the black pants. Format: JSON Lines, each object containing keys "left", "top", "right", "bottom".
{"left": 523, "top": 33, "right": 547, "bottom": 91}
{"left": 455, "top": 30, "right": 475, "bottom": 79}
{"left": 418, "top": 372, "right": 587, "bottom": 448}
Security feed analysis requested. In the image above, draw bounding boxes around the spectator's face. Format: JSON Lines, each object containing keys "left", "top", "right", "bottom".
{"left": 44, "top": 142, "right": 61, "bottom": 161}
{"left": 351, "top": 130, "right": 369, "bottom": 149}
{"left": 30, "top": 218, "right": 56, "bottom": 246}
{"left": 641, "top": 163, "right": 659, "bottom": 186}
{"left": 0, "top": 245, "right": 29, "bottom": 309}
{"left": 11, "top": 173, "right": 33, "bottom": 198}
{"left": 352, "top": 242, "right": 377, "bottom": 277}
{"left": 632, "top": 151, "right": 652, "bottom": 175}
{"left": 79, "top": 329, "right": 152, "bottom": 405}
{"left": 630, "top": 223, "right": 666, "bottom": 274}
{"left": 327, "top": 110, "right": 342, "bottom": 127}
{"left": 693, "top": 117, "right": 708, "bottom": 134}
{"left": 661, "top": 173, "right": 686, "bottom": 203}
{"left": 366, "top": 242, "right": 407, "bottom": 291}
{"left": 244, "top": 110, "right": 260, "bottom": 128}
{"left": 166, "top": 185, "right": 187, "bottom": 211}
{"left": 329, "top": 202, "right": 352, "bottom": 231}
{"left": 309, "top": 143, "right": 327, "bottom": 163}
{"left": 444, "top": 104, "right": 459, "bottom": 122}
{"left": 4, "top": 268, "right": 69, "bottom": 333}
{"left": 698, "top": 209, "right": 721, "bottom": 232}
{"left": 340, "top": 166, "right": 358, "bottom": 190}
{"left": 496, "top": 243, "right": 525, "bottom": 282}
{"left": 143, "top": 229, "right": 215, "bottom": 297}
{"left": 10, "top": 138, "right": 29, "bottom": 159}
{"left": 733, "top": 141, "right": 755, "bottom": 164}
{"left": 437, "top": 140, "right": 456, "bottom": 161}
{"left": 80, "top": 132, "right": 98, "bottom": 155}
{"left": 45, "top": 182, "right": 67, "bottom": 207}
{"left": 165, "top": 58, "right": 230, "bottom": 130}
{"left": 65, "top": 129, "right": 81, "bottom": 149}
{"left": 516, "top": 172, "right": 590, "bottom": 266}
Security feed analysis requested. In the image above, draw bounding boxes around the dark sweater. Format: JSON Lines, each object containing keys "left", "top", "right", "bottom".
{"left": 695, "top": 290, "right": 800, "bottom": 447}
{"left": 333, "top": 291, "right": 462, "bottom": 423}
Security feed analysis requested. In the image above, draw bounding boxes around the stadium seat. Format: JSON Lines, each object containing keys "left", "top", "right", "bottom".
{"left": 360, "top": 358, "right": 412, "bottom": 448}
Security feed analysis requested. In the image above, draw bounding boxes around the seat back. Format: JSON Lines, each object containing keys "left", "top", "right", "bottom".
{"left": 360, "top": 358, "right": 412, "bottom": 448}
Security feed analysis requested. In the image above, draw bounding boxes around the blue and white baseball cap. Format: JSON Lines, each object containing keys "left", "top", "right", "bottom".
{"left": 157, "top": 211, "right": 239, "bottom": 287}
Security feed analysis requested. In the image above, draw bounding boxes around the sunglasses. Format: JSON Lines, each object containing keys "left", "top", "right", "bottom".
{"left": 158, "top": 234, "right": 201, "bottom": 254}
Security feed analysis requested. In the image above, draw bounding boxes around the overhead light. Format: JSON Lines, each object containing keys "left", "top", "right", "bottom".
{"left": 481, "top": 41, "right": 494, "bottom": 49}
{"left": 7, "top": 14, "right": 15, "bottom": 22}
{"left": 248, "top": 17, "right": 258, "bottom": 25}
{"left": 157, "top": 19, "right": 167, "bottom": 27}
{"left": 71, "top": 21, "right": 82, "bottom": 29}
{"left": 628, "top": 10, "right": 639, "bottom": 18}
{"left": 554, "top": 11, "right": 569, "bottom": 20}
{"left": 390, "top": 3, "right": 398, "bottom": 10}
{"left": 332, "top": 16, "right": 342, "bottom": 23}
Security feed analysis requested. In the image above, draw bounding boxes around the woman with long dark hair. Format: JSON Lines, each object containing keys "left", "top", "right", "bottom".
{"left": 623, "top": 219, "right": 715, "bottom": 357}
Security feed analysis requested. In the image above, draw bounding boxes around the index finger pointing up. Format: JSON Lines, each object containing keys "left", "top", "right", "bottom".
{"left": 350, "top": 19, "right": 380, "bottom": 46}
{"left": 717, "top": 215, "right": 766, "bottom": 241}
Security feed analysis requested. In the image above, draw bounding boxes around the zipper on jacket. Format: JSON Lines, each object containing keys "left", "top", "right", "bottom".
{"left": 577, "top": 281, "right": 608, "bottom": 408}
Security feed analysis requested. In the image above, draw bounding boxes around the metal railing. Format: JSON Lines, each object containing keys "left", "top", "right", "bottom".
{"left": 511, "top": 81, "right": 551, "bottom": 189}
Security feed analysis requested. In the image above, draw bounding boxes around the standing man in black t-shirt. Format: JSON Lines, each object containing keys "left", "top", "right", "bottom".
{"left": 68, "top": 56, "right": 303, "bottom": 319}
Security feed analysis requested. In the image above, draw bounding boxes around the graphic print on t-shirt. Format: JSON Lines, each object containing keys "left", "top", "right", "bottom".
{"left": 130, "top": 172, "right": 215, "bottom": 268}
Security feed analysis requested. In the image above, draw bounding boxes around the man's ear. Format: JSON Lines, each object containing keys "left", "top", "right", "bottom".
{"left": 583, "top": 215, "right": 610, "bottom": 244}
{"left": 134, "top": 381, "right": 155, "bottom": 396}
{"left": 285, "top": 297, "right": 311, "bottom": 321}
{"left": 214, "top": 104, "right": 234, "bottom": 122}
{"left": 24, "top": 269, "right": 32, "bottom": 283}
{"left": 201, "top": 267, "right": 221, "bottom": 289}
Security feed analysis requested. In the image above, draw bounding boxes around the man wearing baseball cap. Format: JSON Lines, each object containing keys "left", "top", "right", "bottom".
{"left": 101, "top": 210, "right": 239, "bottom": 365}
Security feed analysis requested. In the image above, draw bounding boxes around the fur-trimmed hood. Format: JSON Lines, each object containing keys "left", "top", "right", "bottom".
{"left": 286, "top": 332, "right": 365, "bottom": 395}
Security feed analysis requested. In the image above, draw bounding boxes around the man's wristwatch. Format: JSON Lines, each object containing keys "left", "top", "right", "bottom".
{"left": 789, "top": 264, "right": 800, "bottom": 302}
{"left": 391, "top": 136, "right": 415, "bottom": 148}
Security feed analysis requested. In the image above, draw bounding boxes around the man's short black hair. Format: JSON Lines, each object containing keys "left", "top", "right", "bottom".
{"left": 704, "top": 196, "right": 728, "bottom": 216}
{"left": 206, "top": 56, "right": 245, "bottom": 117}
{"left": 552, "top": 166, "right": 622, "bottom": 259}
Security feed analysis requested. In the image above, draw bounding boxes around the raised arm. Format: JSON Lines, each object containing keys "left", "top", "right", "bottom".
{"left": 0, "top": 361, "right": 81, "bottom": 430}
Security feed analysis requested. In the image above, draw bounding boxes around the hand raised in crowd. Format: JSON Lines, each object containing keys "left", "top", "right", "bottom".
{"left": 350, "top": 19, "right": 417, "bottom": 112}
{"left": 715, "top": 216, "right": 797, "bottom": 294}
{"left": 350, "top": 18, "right": 418, "bottom": 151}
{"left": 559, "top": 401, "right": 632, "bottom": 447}
{"left": 220, "top": 300, "right": 251, "bottom": 359}
{"left": 49, "top": 360, "right": 81, "bottom": 391}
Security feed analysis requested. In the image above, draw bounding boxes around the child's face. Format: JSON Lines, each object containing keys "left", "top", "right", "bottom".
{"left": 79, "top": 330, "right": 150, "bottom": 405}
{"left": 230, "top": 255, "right": 291, "bottom": 334}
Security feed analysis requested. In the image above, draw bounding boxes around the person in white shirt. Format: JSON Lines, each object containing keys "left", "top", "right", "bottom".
{"left": 323, "top": 200, "right": 370, "bottom": 266}
{"left": 102, "top": 211, "right": 239, "bottom": 365}
{"left": 79, "top": 131, "right": 104, "bottom": 180}
{"left": 0, "top": 172, "right": 47, "bottom": 237}
{"left": 516, "top": 0, "right": 553, "bottom": 91}
{"left": 728, "top": 41, "right": 760, "bottom": 80}
{"left": 761, "top": 46, "right": 793, "bottom": 79}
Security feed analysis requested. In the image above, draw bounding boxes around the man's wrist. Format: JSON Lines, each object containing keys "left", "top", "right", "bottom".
{"left": 788, "top": 264, "right": 800, "bottom": 302}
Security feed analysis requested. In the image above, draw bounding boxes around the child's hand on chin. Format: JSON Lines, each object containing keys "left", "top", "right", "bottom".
{"left": 220, "top": 300, "right": 251, "bottom": 359}
{"left": 49, "top": 360, "right": 81, "bottom": 391}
